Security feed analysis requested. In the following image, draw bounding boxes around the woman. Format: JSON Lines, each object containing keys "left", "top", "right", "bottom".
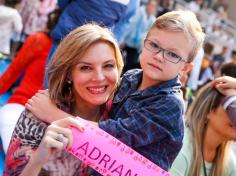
{"left": 170, "top": 81, "right": 236, "bottom": 176}
{"left": 4, "top": 23, "right": 123, "bottom": 176}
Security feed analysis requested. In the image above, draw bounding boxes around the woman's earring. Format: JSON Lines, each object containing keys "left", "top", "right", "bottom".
{"left": 66, "top": 81, "right": 73, "bottom": 110}
{"left": 205, "top": 119, "right": 209, "bottom": 125}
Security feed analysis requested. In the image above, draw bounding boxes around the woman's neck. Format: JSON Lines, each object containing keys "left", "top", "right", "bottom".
{"left": 72, "top": 102, "right": 101, "bottom": 122}
{"left": 203, "top": 127, "right": 222, "bottom": 162}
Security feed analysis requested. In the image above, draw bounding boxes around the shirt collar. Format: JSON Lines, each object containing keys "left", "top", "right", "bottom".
{"left": 119, "top": 69, "right": 182, "bottom": 97}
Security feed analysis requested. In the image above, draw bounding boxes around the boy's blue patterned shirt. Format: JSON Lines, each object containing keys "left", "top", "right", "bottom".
{"left": 99, "top": 69, "right": 184, "bottom": 171}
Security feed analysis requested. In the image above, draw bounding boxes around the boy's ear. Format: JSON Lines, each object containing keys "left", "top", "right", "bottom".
{"left": 181, "top": 62, "right": 193, "bottom": 74}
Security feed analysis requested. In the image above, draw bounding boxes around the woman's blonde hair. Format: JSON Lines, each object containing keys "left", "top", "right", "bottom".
{"left": 46, "top": 23, "right": 123, "bottom": 107}
{"left": 186, "top": 84, "right": 231, "bottom": 176}
{"left": 150, "top": 10, "right": 205, "bottom": 62}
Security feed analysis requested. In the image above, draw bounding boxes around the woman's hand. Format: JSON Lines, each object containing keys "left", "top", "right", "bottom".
{"left": 211, "top": 76, "right": 236, "bottom": 96}
{"left": 211, "top": 76, "right": 236, "bottom": 89}
{"left": 31, "top": 117, "right": 84, "bottom": 165}
{"left": 25, "top": 90, "right": 70, "bottom": 123}
{"left": 20, "top": 117, "right": 84, "bottom": 176}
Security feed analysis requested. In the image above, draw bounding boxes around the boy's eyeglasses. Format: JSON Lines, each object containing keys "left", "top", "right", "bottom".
{"left": 144, "top": 39, "right": 188, "bottom": 64}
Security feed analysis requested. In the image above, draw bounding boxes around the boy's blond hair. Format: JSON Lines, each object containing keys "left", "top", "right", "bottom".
{"left": 150, "top": 10, "right": 205, "bottom": 62}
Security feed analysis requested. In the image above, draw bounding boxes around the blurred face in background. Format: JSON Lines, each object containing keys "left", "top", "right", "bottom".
{"left": 146, "top": 0, "right": 157, "bottom": 17}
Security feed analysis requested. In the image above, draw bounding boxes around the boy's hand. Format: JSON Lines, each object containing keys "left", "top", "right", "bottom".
{"left": 25, "top": 90, "right": 69, "bottom": 124}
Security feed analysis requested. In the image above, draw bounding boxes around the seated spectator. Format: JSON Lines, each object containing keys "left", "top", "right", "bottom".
{"left": 0, "top": 11, "right": 58, "bottom": 153}
{"left": 212, "top": 46, "right": 228, "bottom": 76}
{"left": 19, "top": 0, "right": 57, "bottom": 36}
{"left": 121, "top": 0, "right": 157, "bottom": 73}
{"left": 197, "top": 42, "right": 214, "bottom": 88}
{"left": 231, "top": 50, "right": 236, "bottom": 64}
{"left": 0, "top": 0, "right": 22, "bottom": 55}
{"left": 213, "top": 0, "right": 228, "bottom": 19}
{"left": 157, "top": 0, "right": 173, "bottom": 17}
{"left": 113, "top": 0, "right": 140, "bottom": 44}
{"left": 170, "top": 81, "right": 236, "bottom": 175}
{"left": 187, "top": 0, "right": 203, "bottom": 14}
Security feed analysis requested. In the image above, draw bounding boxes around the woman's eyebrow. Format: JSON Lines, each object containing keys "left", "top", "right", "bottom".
{"left": 78, "top": 59, "right": 115, "bottom": 65}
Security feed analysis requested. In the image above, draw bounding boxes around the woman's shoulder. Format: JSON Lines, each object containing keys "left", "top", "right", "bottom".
{"left": 169, "top": 128, "right": 193, "bottom": 176}
{"left": 225, "top": 149, "right": 236, "bottom": 175}
{"left": 180, "top": 127, "right": 194, "bottom": 157}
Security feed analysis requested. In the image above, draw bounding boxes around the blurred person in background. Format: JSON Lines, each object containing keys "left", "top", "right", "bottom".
{"left": 157, "top": 0, "right": 173, "bottom": 17}
{"left": 113, "top": 0, "right": 140, "bottom": 44}
{"left": 230, "top": 50, "right": 236, "bottom": 64}
{"left": 0, "top": 10, "right": 60, "bottom": 153}
{"left": 187, "top": 0, "right": 204, "bottom": 14}
{"left": 19, "top": 0, "right": 57, "bottom": 37}
{"left": 121, "top": 0, "right": 157, "bottom": 73}
{"left": 187, "top": 47, "right": 204, "bottom": 92}
{"left": 0, "top": 0, "right": 22, "bottom": 56}
{"left": 196, "top": 42, "right": 214, "bottom": 89}
{"left": 213, "top": 0, "right": 228, "bottom": 19}
{"left": 212, "top": 46, "right": 228, "bottom": 76}
{"left": 170, "top": 81, "right": 236, "bottom": 176}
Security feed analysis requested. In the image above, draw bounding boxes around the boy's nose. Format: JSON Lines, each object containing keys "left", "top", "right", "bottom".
{"left": 153, "top": 50, "right": 165, "bottom": 63}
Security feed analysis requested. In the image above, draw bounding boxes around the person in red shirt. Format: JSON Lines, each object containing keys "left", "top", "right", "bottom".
{"left": 0, "top": 11, "right": 57, "bottom": 154}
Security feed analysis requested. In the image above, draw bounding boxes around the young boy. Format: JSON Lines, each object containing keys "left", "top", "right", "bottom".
{"left": 98, "top": 10, "right": 204, "bottom": 170}
{"left": 25, "top": 10, "right": 205, "bottom": 171}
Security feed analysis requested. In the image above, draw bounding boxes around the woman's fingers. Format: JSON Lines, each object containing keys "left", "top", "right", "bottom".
{"left": 212, "top": 76, "right": 236, "bottom": 89}
{"left": 35, "top": 129, "right": 69, "bottom": 164}
{"left": 52, "top": 116, "right": 85, "bottom": 132}
{"left": 49, "top": 117, "right": 85, "bottom": 147}
{"left": 46, "top": 124, "right": 73, "bottom": 147}
{"left": 43, "top": 133, "right": 65, "bottom": 150}
{"left": 38, "top": 89, "right": 49, "bottom": 96}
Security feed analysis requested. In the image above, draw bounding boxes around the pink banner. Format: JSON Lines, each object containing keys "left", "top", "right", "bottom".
{"left": 66, "top": 117, "right": 170, "bottom": 176}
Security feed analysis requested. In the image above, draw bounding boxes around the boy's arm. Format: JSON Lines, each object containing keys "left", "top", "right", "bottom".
{"left": 25, "top": 90, "right": 70, "bottom": 123}
{"left": 99, "top": 95, "right": 184, "bottom": 148}
{"left": 26, "top": 90, "right": 100, "bottom": 125}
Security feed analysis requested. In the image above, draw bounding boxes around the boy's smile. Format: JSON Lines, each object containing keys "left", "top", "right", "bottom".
{"left": 139, "top": 28, "right": 193, "bottom": 89}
